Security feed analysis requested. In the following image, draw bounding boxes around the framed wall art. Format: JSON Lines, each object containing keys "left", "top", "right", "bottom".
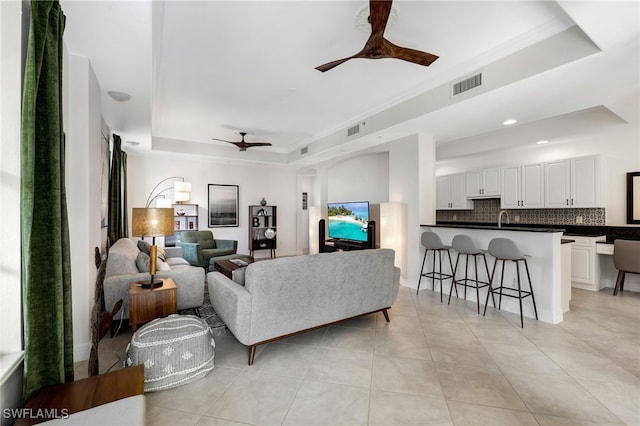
{"left": 208, "top": 184, "right": 239, "bottom": 227}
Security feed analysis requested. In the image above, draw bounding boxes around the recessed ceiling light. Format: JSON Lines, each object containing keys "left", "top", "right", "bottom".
{"left": 107, "top": 90, "right": 131, "bottom": 102}
{"left": 126, "top": 141, "right": 140, "bottom": 146}
{"left": 503, "top": 119, "right": 518, "bottom": 126}
{"left": 287, "top": 88, "right": 297, "bottom": 94}
{"left": 536, "top": 140, "right": 548, "bottom": 145}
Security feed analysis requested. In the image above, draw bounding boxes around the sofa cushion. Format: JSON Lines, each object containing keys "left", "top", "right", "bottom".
{"left": 105, "top": 238, "right": 139, "bottom": 277}
{"left": 200, "top": 240, "right": 216, "bottom": 250}
{"left": 125, "top": 315, "right": 215, "bottom": 392}
{"left": 166, "top": 257, "right": 190, "bottom": 268}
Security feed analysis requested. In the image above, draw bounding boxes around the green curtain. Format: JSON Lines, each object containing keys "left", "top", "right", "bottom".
{"left": 21, "top": 0, "right": 73, "bottom": 401}
{"left": 107, "top": 134, "right": 128, "bottom": 245}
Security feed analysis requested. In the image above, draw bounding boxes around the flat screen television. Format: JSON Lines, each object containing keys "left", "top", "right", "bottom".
{"left": 327, "top": 201, "right": 370, "bottom": 243}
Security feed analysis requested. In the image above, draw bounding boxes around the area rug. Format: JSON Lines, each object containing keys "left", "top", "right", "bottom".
{"left": 179, "top": 285, "right": 230, "bottom": 337}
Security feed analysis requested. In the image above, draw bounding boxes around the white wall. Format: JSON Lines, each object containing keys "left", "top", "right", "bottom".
{"left": 126, "top": 153, "right": 298, "bottom": 258}
{"left": 327, "top": 153, "right": 389, "bottom": 203}
{"left": 436, "top": 125, "right": 640, "bottom": 226}
{"left": 64, "top": 48, "right": 103, "bottom": 361}
{"left": 1, "top": 2, "right": 25, "bottom": 415}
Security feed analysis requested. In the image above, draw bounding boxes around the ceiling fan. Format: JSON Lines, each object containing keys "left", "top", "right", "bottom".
{"left": 315, "top": 0, "right": 439, "bottom": 72}
{"left": 211, "top": 132, "right": 272, "bottom": 151}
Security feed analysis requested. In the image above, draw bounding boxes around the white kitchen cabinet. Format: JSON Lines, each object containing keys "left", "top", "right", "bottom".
{"left": 545, "top": 155, "right": 602, "bottom": 208}
{"left": 500, "top": 163, "right": 544, "bottom": 209}
{"left": 436, "top": 173, "right": 473, "bottom": 210}
{"left": 466, "top": 168, "right": 501, "bottom": 198}
{"left": 570, "top": 235, "right": 606, "bottom": 291}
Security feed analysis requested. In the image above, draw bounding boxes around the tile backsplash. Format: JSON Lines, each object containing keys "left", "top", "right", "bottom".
{"left": 436, "top": 198, "right": 606, "bottom": 226}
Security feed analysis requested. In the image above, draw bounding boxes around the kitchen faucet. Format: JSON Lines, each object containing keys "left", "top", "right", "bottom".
{"left": 498, "top": 210, "right": 510, "bottom": 228}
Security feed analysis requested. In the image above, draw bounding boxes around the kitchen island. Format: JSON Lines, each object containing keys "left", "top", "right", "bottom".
{"left": 421, "top": 224, "right": 568, "bottom": 324}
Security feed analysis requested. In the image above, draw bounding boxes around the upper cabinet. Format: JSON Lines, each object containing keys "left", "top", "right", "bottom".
{"left": 501, "top": 163, "right": 544, "bottom": 209}
{"left": 545, "top": 155, "right": 602, "bottom": 208}
{"left": 465, "top": 168, "right": 501, "bottom": 198}
{"left": 436, "top": 173, "right": 473, "bottom": 210}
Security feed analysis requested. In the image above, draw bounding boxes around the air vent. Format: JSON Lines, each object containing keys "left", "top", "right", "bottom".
{"left": 347, "top": 124, "right": 360, "bottom": 137}
{"left": 452, "top": 73, "right": 482, "bottom": 96}
{"left": 300, "top": 146, "right": 308, "bottom": 155}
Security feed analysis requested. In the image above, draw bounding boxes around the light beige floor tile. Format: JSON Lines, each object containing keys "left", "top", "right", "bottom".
{"left": 205, "top": 371, "right": 301, "bottom": 425}
{"left": 320, "top": 325, "right": 375, "bottom": 352}
{"left": 427, "top": 334, "right": 496, "bottom": 369}
{"left": 305, "top": 347, "right": 373, "bottom": 388}
{"left": 467, "top": 322, "right": 531, "bottom": 345}
{"left": 482, "top": 341, "right": 567, "bottom": 377}
{"left": 447, "top": 400, "right": 538, "bottom": 426}
{"left": 249, "top": 342, "right": 318, "bottom": 378}
{"left": 195, "top": 416, "right": 252, "bottom": 425}
{"left": 283, "top": 380, "right": 369, "bottom": 426}
{"left": 544, "top": 349, "right": 640, "bottom": 385}
{"left": 146, "top": 366, "right": 240, "bottom": 414}
{"left": 211, "top": 335, "right": 258, "bottom": 370}
{"left": 372, "top": 354, "right": 444, "bottom": 399}
{"left": 339, "top": 313, "right": 378, "bottom": 329}
{"left": 574, "top": 376, "right": 640, "bottom": 426}
{"left": 435, "top": 361, "right": 527, "bottom": 410}
{"left": 369, "top": 389, "right": 453, "bottom": 426}
{"left": 375, "top": 312, "right": 422, "bottom": 334}
{"left": 374, "top": 329, "right": 431, "bottom": 360}
{"left": 534, "top": 413, "right": 623, "bottom": 426}
{"left": 146, "top": 404, "right": 203, "bottom": 426}
{"left": 505, "top": 371, "right": 622, "bottom": 424}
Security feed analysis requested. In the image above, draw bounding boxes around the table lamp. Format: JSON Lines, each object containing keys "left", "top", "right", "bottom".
{"left": 132, "top": 208, "right": 174, "bottom": 288}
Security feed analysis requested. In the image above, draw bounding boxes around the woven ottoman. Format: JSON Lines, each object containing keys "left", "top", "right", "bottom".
{"left": 125, "top": 314, "right": 215, "bottom": 392}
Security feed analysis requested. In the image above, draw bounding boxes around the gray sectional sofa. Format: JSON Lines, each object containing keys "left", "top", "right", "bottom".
{"left": 104, "top": 238, "right": 205, "bottom": 319}
{"left": 207, "top": 248, "right": 400, "bottom": 364}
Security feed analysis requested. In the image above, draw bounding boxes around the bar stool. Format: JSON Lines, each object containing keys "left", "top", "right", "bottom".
{"left": 613, "top": 239, "right": 640, "bottom": 296}
{"left": 483, "top": 237, "right": 538, "bottom": 327}
{"left": 417, "top": 231, "right": 454, "bottom": 302}
{"left": 448, "top": 234, "right": 494, "bottom": 314}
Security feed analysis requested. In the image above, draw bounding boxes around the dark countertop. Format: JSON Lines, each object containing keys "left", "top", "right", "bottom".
{"left": 562, "top": 239, "right": 575, "bottom": 244}
{"left": 422, "top": 223, "right": 564, "bottom": 233}
{"left": 433, "top": 222, "right": 640, "bottom": 243}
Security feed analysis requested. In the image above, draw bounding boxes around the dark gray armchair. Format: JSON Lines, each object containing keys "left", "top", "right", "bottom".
{"left": 178, "top": 230, "right": 238, "bottom": 267}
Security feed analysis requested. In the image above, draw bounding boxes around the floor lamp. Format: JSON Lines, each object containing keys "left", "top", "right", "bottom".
{"left": 132, "top": 208, "right": 174, "bottom": 288}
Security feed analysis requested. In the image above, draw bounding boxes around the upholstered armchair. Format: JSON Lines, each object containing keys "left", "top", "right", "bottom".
{"left": 178, "top": 230, "right": 238, "bottom": 267}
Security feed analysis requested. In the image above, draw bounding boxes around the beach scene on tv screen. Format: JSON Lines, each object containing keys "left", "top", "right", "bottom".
{"left": 328, "top": 202, "right": 369, "bottom": 242}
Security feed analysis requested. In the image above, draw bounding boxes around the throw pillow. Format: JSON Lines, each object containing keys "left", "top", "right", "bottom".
{"left": 136, "top": 252, "right": 170, "bottom": 273}
{"left": 157, "top": 246, "right": 167, "bottom": 261}
{"left": 137, "top": 239, "right": 151, "bottom": 255}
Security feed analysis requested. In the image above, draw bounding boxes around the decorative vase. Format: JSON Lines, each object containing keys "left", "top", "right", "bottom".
{"left": 260, "top": 197, "right": 267, "bottom": 206}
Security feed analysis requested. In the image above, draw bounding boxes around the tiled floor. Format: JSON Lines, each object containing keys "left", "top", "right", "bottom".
{"left": 78, "top": 286, "right": 640, "bottom": 425}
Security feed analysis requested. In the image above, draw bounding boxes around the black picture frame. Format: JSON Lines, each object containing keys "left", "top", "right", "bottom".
{"left": 627, "top": 172, "right": 640, "bottom": 224}
{"left": 208, "top": 184, "right": 239, "bottom": 227}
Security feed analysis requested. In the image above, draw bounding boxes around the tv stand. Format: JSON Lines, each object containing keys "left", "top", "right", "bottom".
{"left": 319, "top": 220, "right": 376, "bottom": 253}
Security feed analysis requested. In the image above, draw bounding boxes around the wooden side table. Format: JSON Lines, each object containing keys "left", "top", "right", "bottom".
{"left": 15, "top": 364, "right": 144, "bottom": 425}
{"left": 129, "top": 277, "right": 177, "bottom": 332}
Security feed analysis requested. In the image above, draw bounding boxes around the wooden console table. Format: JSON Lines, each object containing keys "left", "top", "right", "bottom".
{"left": 15, "top": 365, "right": 144, "bottom": 425}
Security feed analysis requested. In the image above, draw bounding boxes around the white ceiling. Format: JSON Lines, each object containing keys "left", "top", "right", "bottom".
{"left": 61, "top": 0, "right": 639, "bottom": 166}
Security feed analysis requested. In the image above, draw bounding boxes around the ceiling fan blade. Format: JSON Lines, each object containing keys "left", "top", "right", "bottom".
{"left": 315, "top": 56, "right": 356, "bottom": 72}
{"left": 211, "top": 138, "right": 233, "bottom": 143}
{"left": 245, "top": 142, "right": 272, "bottom": 147}
{"left": 369, "top": 0, "right": 393, "bottom": 39}
{"left": 384, "top": 39, "right": 439, "bottom": 66}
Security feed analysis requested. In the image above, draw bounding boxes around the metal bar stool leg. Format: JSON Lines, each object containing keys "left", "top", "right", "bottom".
{"left": 474, "top": 254, "right": 481, "bottom": 314}
{"left": 483, "top": 257, "right": 499, "bottom": 316}
{"left": 482, "top": 254, "right": 496, "bottom": 308}
{"left": 448, "top": 252, "right": 461, "bottom": 305}
{"left": 516, "top": 260, "right": 524, "bottom": 328}
{"left": 417, "top": 249, "right": 428, "bottom": 294}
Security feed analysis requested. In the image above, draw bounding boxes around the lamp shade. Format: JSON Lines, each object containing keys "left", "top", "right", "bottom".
{"left": 132, "top": 208, "right": 175, "bottom": 237}
{"left": 174, "top": 181, "right": 191, "bottom": 192}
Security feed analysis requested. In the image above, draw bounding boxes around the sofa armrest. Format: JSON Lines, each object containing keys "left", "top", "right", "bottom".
{"left": 215, "top": 239, "right": 238, "bottom": 253}
{"left": 207, "top": 272, "right": 252, "bottom": 344}
{"left": 178, "top": 242, "right": 204, "bottom": 267}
